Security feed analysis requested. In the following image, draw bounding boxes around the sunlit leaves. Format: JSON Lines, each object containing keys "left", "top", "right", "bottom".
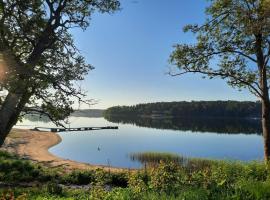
{"left": 170, "top": 0, "right": 270, "bottom": 98}
{"left": 0, "top": 0, "right": 120, "bottom": 124}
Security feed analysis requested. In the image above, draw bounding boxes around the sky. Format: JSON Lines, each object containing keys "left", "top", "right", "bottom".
{"left": 71, "top": 0, "right": 257, "bottom": 109}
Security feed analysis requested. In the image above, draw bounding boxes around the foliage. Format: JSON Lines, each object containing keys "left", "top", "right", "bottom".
{"left": 104, "top": 101, "right": 262, "bottom": 134}
{"left": 0, "top": 0, "right": 120, "bottom": 146}
{"left": 104, "top": 101, "right": 261, "bottom": 118}
{"left": 61, "top": 170, "right": 96, "bottom": 185}
{"left": 128, "top": 172, "right": 149, "bottom": 195}
{"left": 149, "top": 161, "right": 182, "bottom": 195}
{"left": 233, "top": 179, "right": 270, "bottom": 200}
{"left": 2, "top": 150, "right": 270, "bottom": 199}
{"left": 168, "top": 0, "right": 270, "bottom": 160}
{"left": 0, "top": 151, "right": 57, "bottom": 183}
{"left": 169, "top": 0, "right": 270, "bottom": 97}
{"left": 89, "top": 186, "right": 108, "bottom": 200}
{"left": 47, "top": 182, "right": 63, "bottom": 195}
{"left": 109, "top": 172, "right": 128, "bottom": 187}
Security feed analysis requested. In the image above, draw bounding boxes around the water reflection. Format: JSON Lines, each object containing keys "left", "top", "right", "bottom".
{"left": 17, "top": 117, "right": 263, "bottom": 167}
{"left": 104, "top": 116, "right": 262, "bottom": 135}
{"left": 23, "top": 114, "right": 51, "bottom": 123}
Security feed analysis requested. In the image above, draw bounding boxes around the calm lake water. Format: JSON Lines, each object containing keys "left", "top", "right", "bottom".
{"left": 16, "top": 117, "right": 264, "bottom": 168}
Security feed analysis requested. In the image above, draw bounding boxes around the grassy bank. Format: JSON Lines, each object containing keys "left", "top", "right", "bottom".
{"left": 0, "top": 150, "right": 270, "bottom": 199}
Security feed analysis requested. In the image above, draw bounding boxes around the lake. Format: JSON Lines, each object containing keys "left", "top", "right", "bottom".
{"left": 16, "top": 116, "right": 264, "bottom": 168}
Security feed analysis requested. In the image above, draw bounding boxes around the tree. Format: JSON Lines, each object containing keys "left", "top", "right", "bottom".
{"left": 169, "top": 0, "right": 270, "bottom": 160}
{"left": 0, "top": 0, "right": 120, "bottom": 146}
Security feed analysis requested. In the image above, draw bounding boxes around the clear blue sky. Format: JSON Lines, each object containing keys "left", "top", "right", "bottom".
{"left": 72, "top": 0, "right": 256, "bottom": 109}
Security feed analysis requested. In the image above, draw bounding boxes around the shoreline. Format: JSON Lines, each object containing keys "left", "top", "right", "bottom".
{"left": 1, "top": 129, "right": 126, "bottom": 172}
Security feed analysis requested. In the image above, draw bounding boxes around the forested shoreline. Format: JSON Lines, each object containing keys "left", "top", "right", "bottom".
{"left": 104, "top": 101, "right": 261, "bottom": 118}
{"left": 104, "top": 115, "right": 262, "bottom": 134}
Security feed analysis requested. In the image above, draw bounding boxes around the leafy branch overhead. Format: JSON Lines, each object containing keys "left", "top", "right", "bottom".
{"left": 170, "top": 0, "right": 270, "bottom": 98}
{"left": 0, "top": 0, "right": 120, "bottom": 125}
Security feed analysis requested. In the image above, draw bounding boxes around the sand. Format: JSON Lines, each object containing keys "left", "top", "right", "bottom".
{"left": 1, "top": 129, "right": 125, "bottom": 172}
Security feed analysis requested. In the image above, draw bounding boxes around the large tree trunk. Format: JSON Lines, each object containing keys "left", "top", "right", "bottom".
{"left": 255, "top": 33, "right": 270, "bottom": 161}
{"left": 262, "top": 98, "right": 270, "bottom": 161}
{"left": 0, "top": 41, "right": 45, "bottom": 146}
{"left": 0, "top": 89, "right": 31, "bottom": 146}
{"left": 260, "top": 65, "right": 270, "bottom": 161}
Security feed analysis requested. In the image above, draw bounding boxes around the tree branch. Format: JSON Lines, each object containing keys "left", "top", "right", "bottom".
{"left": 168, "top": 69, "right": 262, "bottom": 98}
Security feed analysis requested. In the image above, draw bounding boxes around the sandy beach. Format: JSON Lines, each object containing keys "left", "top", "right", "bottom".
{"left": 1, "top": 129, "right": 124, "bottom": 172}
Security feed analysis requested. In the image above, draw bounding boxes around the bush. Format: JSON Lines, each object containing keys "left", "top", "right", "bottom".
{"left": 2, "top": 150, "right": 270, "bottom": 199}
{"left": 46, "top": 182, "right": 63, "bottom": 195}
{"left": 61, "top": 170, "right": 96, "bottom": 185}
{"left": 109, "top": 172, "right": 128, "bottom": 187}
{"left": 128, "top": 172, "right": 149, "bottom": 195}
{"left": 0, "top": 151, "right": 58, "bottom": 183}
{"left": 94, "top": 168, "right": 111, "bottom": 186}
{"left": 61, "top": 169, "right": 128, "bottom": 187}
{"left": 89, "top": 186, "right": 108, "bottom": 200}
{"left": 0, "top": 151, "right": 16, "bottom": 159}
{"left": 149, "top": 161, "right": 182, "bottom": 195}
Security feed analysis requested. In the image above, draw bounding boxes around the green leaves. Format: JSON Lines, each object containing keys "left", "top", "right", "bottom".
{"left": 170, "top": 0, "right": 270, "bottom": 99}
{"left": 0, "top": 0, "right": 120, "bottom": 125}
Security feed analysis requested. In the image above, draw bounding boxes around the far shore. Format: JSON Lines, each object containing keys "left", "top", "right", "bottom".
{"left": 0, "top": 129, "right": 126, "bottom": 172}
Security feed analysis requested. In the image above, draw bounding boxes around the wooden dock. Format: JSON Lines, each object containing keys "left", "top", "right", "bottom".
{"left": 33, "top": 126, "right": 118, "bottom": 132}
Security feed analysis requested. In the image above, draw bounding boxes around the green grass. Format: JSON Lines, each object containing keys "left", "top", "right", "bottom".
{"left": 0, "top": 150, "right": 128, "bottom": 187}
{"left": 1, "top": 150, "right": 270, "bottom": 199}
{"left": 0, "top": 151, "right": 59, "bottom": 183}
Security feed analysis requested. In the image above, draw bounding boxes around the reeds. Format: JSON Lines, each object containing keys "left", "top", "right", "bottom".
{"left": 130, "top": 151, "right": 216, "bottom": 170}
{"left": 130, "top": 152, "right": 184, "bottom": 164}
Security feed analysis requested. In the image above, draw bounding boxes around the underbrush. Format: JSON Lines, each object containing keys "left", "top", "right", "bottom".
{"left": 1, "top": 150, "right": 270, "bottom": 199}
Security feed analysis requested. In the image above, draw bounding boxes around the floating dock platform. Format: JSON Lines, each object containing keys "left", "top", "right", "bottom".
{"left": 32, "top": 126, "right": 118, "bottom": 132}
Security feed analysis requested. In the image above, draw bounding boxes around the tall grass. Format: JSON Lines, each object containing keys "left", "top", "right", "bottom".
{"left": 1, "top": 150, "right": 269, "bottom": 200}
{"left": 130, "top": 152, "right": 184, "bottom": 164}
{"left": 130, "top": 151, "right": 215, "bottom": 171}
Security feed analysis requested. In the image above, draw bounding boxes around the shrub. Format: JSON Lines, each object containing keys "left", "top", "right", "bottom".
{"left": 0, "top": 151, "right": 57, "bottom": 183}
{"left": 89, "top": 186, "right": 108, "bottom": 200}
{"left": 109, "top": 172, "right": 128, "bottom": 187}
{"left": 128, "top": 172, "right": 149, "bottom": 195}
{"left": 0, "top": 190, "right": 27, "bottom": 200}
{"left": 46, "top": 182, "right": 63, "bottom": 195}
{"left": 0, "top": 151, "right": 16, "bottom": 159}
{"left": 149, "top": 161, "right": 182, "bottom": 194}
{"left": 61, "top": 170, "right": 96, "bottom": 185}
{"left": 94, "top": 168, "right": 111, "bottom": 186}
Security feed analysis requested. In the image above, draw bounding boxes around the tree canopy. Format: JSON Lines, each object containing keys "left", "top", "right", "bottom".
{"left": 170, "top": 0, "right": 270, "bottom": 98}
{"left": 0, "top": 0, "right": 120, "bottom": 145}
{"left": 0, "top": 0, "right": 120, "bottom": 124}
{"left": 169, "top": 0, "right": 270, "bottom": 160}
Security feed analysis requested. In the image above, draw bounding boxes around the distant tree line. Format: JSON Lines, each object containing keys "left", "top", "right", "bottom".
{"left": 71, "top": 109, "right": 104, "bottom": 118}
{"left": 104, "top": 101, "right": 261, "bottom": 118}
{"left": 104, "top": 115, "right": 261, "bottom": 135}
{"left": 23, "top": 109, "right": 104, "bottom": 122}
